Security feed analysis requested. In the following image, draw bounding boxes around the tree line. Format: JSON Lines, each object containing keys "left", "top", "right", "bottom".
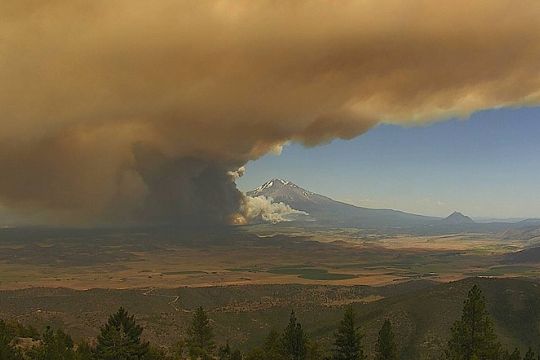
{"left": 0, "top": 285, "right": 538, "bottom": 360}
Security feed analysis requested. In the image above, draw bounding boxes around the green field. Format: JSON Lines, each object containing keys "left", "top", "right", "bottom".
{"left": 267, "top": 267, "right": 356, "bottom": 280}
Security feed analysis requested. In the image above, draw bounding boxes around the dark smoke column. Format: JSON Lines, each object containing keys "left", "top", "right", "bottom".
{"left": 133, "top": 145, "right": 245, "bottom": 226}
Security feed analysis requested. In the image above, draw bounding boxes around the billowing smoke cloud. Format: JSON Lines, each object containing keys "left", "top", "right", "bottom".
{"left": 1, "top": 0, "right": 540, "bottom": 224}
{"left": 241, "top": 196, "right": 308, "bottom": 224}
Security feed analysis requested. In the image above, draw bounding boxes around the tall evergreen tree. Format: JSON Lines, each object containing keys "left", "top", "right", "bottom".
{"left": 75, "top": 341, "right": 95, "bottom": 360}
{"left": 509, "top": 348, "right": 521, "bottom": 360}
{"left": 0, "top": 320, "right": 22, "bottom": 360}
{"left": 219, "top": 342, "right": 232, "bottom": 360}
{"left": 333, "top": 307, "right": 365, "bottom": 360}
{"left": 446, "top": 285, "right": 502, "bottom": 360}
{"left": 306, "top": 342, "right": 324, "bottom": 360}
{"left": 186, "top": 307, "right": 215, "bottom": 360}
{"left": 218, "top": 342, "right": 242, "bottom": 360}
{"left": 245, "top": 329, "right": 285, "bottom": 360}
{"left": 95, "top": 307, "right": 149, "bottom": 360}
{"left": 27, "top": 326, "right": 76, "bottom": 360}
{"left": 282, "top": 311, "right": 307, "bottom": 360}
{"left": 170, "top": 339, "right": 186, "bottom": 360}
{"left": 145, "top": 346, "right": 167, "bottom": 360}
{"left": 265, "top": 329, "right": 286, "bottom": 359}
{"left": 375, "top": 320, "right": 397, "bottom": 360}
{"left": 230, "top": 349, "right": 243, "bottom": 360}
{"left": 523, "top": 348, "right": 536, "bottom": 360}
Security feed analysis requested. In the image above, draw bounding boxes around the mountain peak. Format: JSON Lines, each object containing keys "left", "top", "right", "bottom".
{"left": 252, "top": 178, "right": 304, "bottom": 193}
{"left": 442, "top": 211, "right": 475, "bottom": 224}
{"left": 248, "top": 178, "right": 316, "bottom": 199}
{"left": 269, "top": 178, "right": 290, "bottom": 186}
{"left": 246, "top": 178, "right": 440, "bottom": 227}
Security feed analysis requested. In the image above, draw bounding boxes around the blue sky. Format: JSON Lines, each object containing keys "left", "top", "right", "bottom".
{"left": 238, "top": 107, "right": 540, "bottom": 219}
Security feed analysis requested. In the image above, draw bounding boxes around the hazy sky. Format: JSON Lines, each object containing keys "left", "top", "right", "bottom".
{"left": 238, "top": 106, "right": 540, "bottom": 219}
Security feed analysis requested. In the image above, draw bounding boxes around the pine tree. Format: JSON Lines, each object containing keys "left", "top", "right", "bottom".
{"left": 265, "top": 329, "right": 285, "bottom": 359}
{"left": 170, "top": 339, "right": 186, "bottom": 360}
{"left": 0, "top": 320, "right": 23, "bottom": 360}
{"left": 523, "top": 348, "right": 536, "bottom": 360}
{"left": 375, "top": 320, "right": 397, "bottom": 360}
{"left": 218, "top": 342, "right": 242, "bottom": 360}
{"left": 505, "top": 348, "right": 521, "bottom": 360}
{"left": 500, "top": 348, "right": 521, "bottom": 360}
{"left": 146, "top": 346, "right": 167, "bottom": 360}
{"left": 446, "top": 285, "right": 502, "bottom": 360}
{"left": 230, "top": 349, "right": 242, "bottom": 360}
{"left": 333, "top": 307, "right": 365, "bottom": 360}
{"left": 186, "top": 307, "right": 215, "bottom": 360}
{"left": 219, "top": 342, "right": 230, "bottom": 358}
{"left": 306, "top": 342, "right": 324, "bottom": 360}
{"left": 282, "top": 311, "right": 308, "bottom": 360}
{"left": 75, "top": 341, "right": 94, "bottom": 360}
{"left": 27, "top": 326, "right": 76, "bottom": 360}
{"left": 219, "top": 342, "right": 232, "bottom": 360}
{"left": 264, "top": 329, "right": 287, "bottom": 360}
{"left": 245, "top": 329, "right": 285, "bottom": 360}
{"left": 245, "top": 348, "right": 265, "bottom": 360}
{"left": 95, "top": 307, "right": 149, "bottom": 360}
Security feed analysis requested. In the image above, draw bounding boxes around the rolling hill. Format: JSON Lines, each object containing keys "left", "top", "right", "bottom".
{"left": 1, "top": 278, "right": 539, "bottom": 359}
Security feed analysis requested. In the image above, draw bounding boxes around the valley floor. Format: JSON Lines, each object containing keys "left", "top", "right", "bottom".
{"left": 1, "top": 226, "right": 540, "bottom": 358}
{"left": 0, "top": 225, "right": 538, "bottom": 290}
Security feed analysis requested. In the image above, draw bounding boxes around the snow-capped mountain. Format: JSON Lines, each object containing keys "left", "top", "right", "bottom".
{"left": 246, "top": 179, "right": 540, "bottom": 232}
{"left": 247, "top": 179, "right": 439, "bottom": 228}
{"left": 249, "top": 179, "right": 325, "bottom": 208}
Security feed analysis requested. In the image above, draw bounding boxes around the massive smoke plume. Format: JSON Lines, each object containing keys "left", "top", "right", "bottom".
{"left": 1, "top": 0, "right": 540, "bottom": 225}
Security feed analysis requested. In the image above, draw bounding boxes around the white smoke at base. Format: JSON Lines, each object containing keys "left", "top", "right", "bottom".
{"left": 242, "top": 196, "right": 308, "bottom": 224}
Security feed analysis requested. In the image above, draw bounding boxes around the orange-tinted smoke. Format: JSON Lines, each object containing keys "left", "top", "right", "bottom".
{"left": 1, "top": 0, "right": 539, "bottom": 223}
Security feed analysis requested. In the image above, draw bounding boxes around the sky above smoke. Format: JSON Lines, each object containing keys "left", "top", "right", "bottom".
{"left": 1, "top": 0, "right": 540, "bottom": 224}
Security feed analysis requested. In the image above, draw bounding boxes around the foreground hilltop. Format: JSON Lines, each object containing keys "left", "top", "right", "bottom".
{"left": 1, "top": 277, "right": 539, "bottom": 359}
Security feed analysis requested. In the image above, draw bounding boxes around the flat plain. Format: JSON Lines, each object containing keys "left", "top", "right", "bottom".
{"left": 0, "top": 225, "right": 538, "bottom": 290}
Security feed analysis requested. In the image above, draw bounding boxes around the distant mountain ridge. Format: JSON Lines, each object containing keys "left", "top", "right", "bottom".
{"left": 441, "top": 212, "right": 475, "bottom": 224}
{"left": 246, "top": 179, "right": 540, "bottom": 233}
{"left": 248, "top": 178, "right": 440, "bottom": 228}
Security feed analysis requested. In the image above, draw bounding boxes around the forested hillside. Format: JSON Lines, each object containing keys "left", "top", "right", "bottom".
{"left": 1, "top": 278, "right": 540, "bottom": 359}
